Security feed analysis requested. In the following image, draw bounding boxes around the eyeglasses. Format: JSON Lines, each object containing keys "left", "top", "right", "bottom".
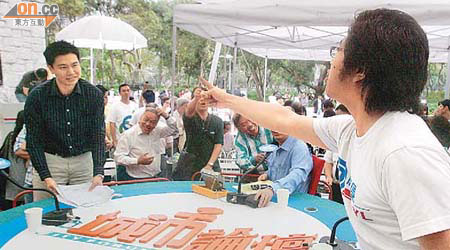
{"left": 330, "top": 46, "right": 344, "bottom": 58}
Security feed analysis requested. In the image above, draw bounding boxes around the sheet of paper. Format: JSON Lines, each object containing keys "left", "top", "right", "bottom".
{"left": 55, "top": 183, "right": 114, "bottom": 208}
{"left": 233, "top": 180, "right": 273, "bottom": 194}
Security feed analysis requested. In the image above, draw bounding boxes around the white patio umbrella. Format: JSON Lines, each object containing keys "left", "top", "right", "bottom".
{"left": 56, "top": 15, "right": 148, "bottom": 83}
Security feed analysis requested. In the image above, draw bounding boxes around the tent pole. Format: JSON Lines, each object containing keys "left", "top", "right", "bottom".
{"left": 228, "top": 53, "right": 232, "bottom": 92}
{"left": 90, "top": 48, "right": 94, "bottom": 84}
{"left": 264, "top": 56, "right": 268, "bottom": 102}
{"left": 446, "top": 44, "right": 450, "bottom": 99}
{"left": 170, "top": 15, "right": 177, "bottom": 160}
{"left": 232, "top": 41, "right": 237, "bottom": 95}
{"left": 209, "top": 43, "right": 222, "bottom": 84}
{"left": 171, "top": 22, "right": 177, "bottom": 104}
{"left": 223, "top": 48, "right": 228, "bottom": 91}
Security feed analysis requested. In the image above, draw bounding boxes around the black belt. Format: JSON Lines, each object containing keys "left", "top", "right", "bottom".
{"left": 45, "top": 150, "right": 88, "bottom": 158}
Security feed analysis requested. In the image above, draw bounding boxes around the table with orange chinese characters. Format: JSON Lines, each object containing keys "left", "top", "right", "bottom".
{"left": 0, "top": 181, "right": 357, "bottom": 249}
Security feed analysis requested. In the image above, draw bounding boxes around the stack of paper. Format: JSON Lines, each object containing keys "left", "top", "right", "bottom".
{"left": 55, "top": 183, "right": 115, "bottom": 207}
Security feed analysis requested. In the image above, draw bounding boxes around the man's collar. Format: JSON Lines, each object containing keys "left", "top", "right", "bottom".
{"left": 196, "top": 111, "right": 209, "bottom": 121}
{"left": 278, "top": 136, "right": 295, "bottom": 151}
{"left": 48, "top": 78, "right": 82, "bottom": 97}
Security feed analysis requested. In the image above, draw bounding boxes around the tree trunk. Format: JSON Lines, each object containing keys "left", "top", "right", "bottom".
{"left": 106, "top": 51, "right": 115, "bottom": 86}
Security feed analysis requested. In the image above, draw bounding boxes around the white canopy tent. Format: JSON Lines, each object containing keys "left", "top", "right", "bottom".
{"left": 56, "top": 16, "right": 148, "bottom": 83}
{"left": 174, "top": 0, "right": 450, "bottom": 97}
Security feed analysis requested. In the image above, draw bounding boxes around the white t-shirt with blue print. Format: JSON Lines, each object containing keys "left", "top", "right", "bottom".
{"left": 313, "top": 112, "right": 450, "bottom": 250}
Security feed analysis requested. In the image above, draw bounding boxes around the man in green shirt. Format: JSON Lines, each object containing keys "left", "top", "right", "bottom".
{"left": 15, "top": 68, "right": 48, "bottom": 102}
{"left": 173, "top": 87, "right": 224, "bottom": 180}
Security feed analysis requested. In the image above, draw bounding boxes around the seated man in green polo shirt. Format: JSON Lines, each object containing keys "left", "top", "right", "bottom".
{"left": 173, "top": 87, "right": 224, "bottom": 180}
{"left": 15, "top": 68, "right": 48, "bottom": 102}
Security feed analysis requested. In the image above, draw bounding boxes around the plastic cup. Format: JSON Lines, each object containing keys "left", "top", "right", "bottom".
{"left": 24, "top": 207, "right": 43, "bottom": 233}
{"left": 311, "top": 243, "right": 333, "bottom": 250}
{"left": 276, "top": 188, "right": 289, "bottom": 207}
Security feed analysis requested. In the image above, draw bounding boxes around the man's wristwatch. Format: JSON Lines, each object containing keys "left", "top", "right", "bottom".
{"left": 207, "top": 162, "right": 214, "bottom": 167}
{"left": 95, "top": 174, "right": 104, "bottom": 180}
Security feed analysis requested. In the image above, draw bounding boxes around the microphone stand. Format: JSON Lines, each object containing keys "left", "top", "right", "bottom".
{"left": 319, "top": 216, "right": 355, "bottom": 250}
{"left": 226, "top": 151, "right": 272, "bottom": 208}
{"left": 0, "top": 169, "right": 73, "bottom": 226}
{"left": 236, "top": 157, "right": 267, "bottom": 194}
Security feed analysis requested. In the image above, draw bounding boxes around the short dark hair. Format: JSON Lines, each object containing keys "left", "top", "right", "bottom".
{"left": 35, "top": 68, "right": 48, "bottom": 79}
{"left": 336, "top": 104, "right": 350, "bottom": 114}
{"left": 323, "top": 99, "right": 335, "bottom": 109}
{"left": 283, "top": 100, "right": 293, "bottom": 107}
{"left": 43, "top": 40, "right": 80, "bottom": 66}
{"left": 342, "top": 9, "right": 428, "bottom": 114}
{"left": 142, "top": 90, "right": 155, "bottom": 104}
{"left": 323, "top": 110, "right": 336, "bottom": 118}
{"left": 291, "top": 102, "right": 306, "bottom": 116}
{"left": 96, "top": 85, "right": 108, "bottom": 95}
{"left": 119, "top": 83, "right": 130, "bottom": 92}
{"left": 438, "top": 99, "right": 450, "bottom": 109}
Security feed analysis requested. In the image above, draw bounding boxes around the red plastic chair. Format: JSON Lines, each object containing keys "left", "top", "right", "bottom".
{"left": 191, "top": 171, "right": 202, "bottom": 181}
{"left": 308, "top": 155, "right": 332, "bottom": 199}
{"left": 12, "top": 190, "right": 33, "bottom": 208}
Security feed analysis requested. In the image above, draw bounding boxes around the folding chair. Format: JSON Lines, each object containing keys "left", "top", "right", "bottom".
{"left": 308, "top": 155, "right": 333, "bottom": 200}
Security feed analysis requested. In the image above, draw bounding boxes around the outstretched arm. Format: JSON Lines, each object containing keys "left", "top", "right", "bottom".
{"left": 201, "top": 77, "right": 327, "bottom": 148}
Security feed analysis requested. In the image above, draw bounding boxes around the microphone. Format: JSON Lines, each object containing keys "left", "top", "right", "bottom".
{"left": 0, "top": 158, "right": 73, "bottom": 226}
{"left": 226, "top": 144, "right": 278, "bottom": 208}
{"left": 319, "top": 216, "right": 355, "bottom": 250}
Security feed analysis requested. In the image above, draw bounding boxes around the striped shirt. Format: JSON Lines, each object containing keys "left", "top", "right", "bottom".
{"left": 13, "top": 128, "right": 33, "bottom": 185}
{"left": 24, "top": 78, "right": 105, "bottom": 181}
{"left": 234, "top": 127, "right": 273, "bottom": 170}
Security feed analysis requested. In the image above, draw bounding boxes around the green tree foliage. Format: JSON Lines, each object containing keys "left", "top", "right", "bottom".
{"left": 45, "top": 0, "right": 329, "bottom": 97}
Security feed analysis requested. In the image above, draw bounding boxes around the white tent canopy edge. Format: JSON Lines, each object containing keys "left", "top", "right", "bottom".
{"left": 174, "top": 0, "right": 450, "bottom": 97}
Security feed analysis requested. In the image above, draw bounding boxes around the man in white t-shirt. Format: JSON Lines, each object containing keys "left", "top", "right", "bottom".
{"left": 200, "top": 9, "right": 450, "bottom": 249}
{"left": 107, "top": 83, "right": 138, "bottom": 147}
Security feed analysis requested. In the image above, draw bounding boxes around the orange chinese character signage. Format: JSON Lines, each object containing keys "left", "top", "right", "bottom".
{"left": 67, "top": 207, "right": 317, "bottom": 249}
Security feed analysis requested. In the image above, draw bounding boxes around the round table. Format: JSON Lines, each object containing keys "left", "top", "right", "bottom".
{"left": 0, "top": 181, "right": 357, "bottom": 248}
